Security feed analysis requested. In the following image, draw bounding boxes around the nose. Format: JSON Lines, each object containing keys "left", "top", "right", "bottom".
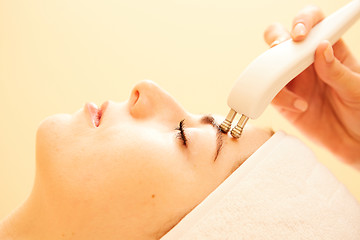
{"left": 128, "top": 80, "right": 187, "bottom": 121}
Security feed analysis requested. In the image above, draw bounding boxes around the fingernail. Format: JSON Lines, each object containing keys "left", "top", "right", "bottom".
{"left": 293, "top": 23, "right": 306, "bottom": 38}
{"left": 293, "top": 99, "right": 308, "bottom": 112}
{"left": 324, "top": 43, "right": 334, "bottom": 63}
{"left": 270, "top": 37, "right": 289, "bottom": 48}
{"left": 270, "top": 40, "right": 280, "bottom": 48}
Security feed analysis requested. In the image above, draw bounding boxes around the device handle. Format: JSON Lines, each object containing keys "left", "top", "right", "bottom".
{"left": 227, "top": 0, "right": 360, "bottom": 119}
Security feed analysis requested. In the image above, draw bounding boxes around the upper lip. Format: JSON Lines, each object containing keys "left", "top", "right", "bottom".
{"left": 96, "top": 101, "right": 109, "bottom": 127}
{"left": 98, "top": 101, "right": 109, "bottom": 126}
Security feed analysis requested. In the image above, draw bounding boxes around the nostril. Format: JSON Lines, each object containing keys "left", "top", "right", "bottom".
{"left": 129, "top": 89, "right": 145, "bottom": 118}
{"left": 133, "top": 90, "right": 140, "bottom": 105}
{"left": 128, "top": 80, "right": 159, "bottom": 119}
{"left": 129, "top": 89, "right": 140, "bottom": 107}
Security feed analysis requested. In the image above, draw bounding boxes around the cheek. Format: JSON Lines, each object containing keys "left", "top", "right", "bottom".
{"left": 34, "top": 115, "right": 194, "bottom": 211}
{"left": 96, "top": 129, "right": 181, "bottom": 191}
{"left": 93, "top": 127, "right": 209, "bottom": 205}
{"left": 35, "top": 118, "right": 227, "bottom": 218}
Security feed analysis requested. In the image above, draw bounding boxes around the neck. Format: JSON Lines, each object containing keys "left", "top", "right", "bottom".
{"left": 0, "top": 197, "right": 36, "bottom": 240}
{"left": 0, "top": 191, "right": 57, "bottom": 240}
{"left": 0, "top": 190, "right": 157, "bottom": 240}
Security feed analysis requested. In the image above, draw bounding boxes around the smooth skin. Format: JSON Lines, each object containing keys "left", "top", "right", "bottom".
{"left": 0, "top": 80, "right": 271, "bottom": 240}
{"left": 264, "top": 5, "right": 360, "bottom": 169}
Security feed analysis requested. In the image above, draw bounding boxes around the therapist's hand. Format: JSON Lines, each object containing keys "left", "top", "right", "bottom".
{"left": 263, "top": 5, "right": 360, "bottom": 169}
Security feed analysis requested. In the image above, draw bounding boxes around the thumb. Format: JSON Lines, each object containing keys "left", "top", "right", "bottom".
{"left": 314, "top": 41, "right": 360, "bottom": 99}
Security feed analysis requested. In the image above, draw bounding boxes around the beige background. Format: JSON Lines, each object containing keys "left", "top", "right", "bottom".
{"left": 1, "top": 0, "right": 359, "bottom": 219}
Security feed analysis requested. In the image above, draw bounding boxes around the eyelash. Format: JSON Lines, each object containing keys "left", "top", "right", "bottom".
{"left": 175, "top": 119, "right": 187, "bottom": 147}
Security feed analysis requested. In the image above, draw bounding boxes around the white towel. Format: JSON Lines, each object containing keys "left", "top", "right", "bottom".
{"left": 161, "top": 131, "right": 360, "bottom": 240}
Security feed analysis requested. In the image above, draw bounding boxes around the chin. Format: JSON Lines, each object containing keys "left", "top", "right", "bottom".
{"left": 36, "top": 114, "right": 72, "bottom": 156}
{"left": 37, "top": 113, "right": 71, "bottom": 136}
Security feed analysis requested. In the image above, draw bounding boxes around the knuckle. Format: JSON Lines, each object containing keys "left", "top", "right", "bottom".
{"left": 264, "top": 23, "right": 280, "bottom": 35}
{"left": 264, "top": 22, "right": 286, "bottom": 41}
{"left": 308, "top": 5, "right": 325, "bottom": 19}
{"left": 294, "top": 5, "right": 325, "bottom": 24}
{"left": 332, "top": 66, "right": 347, "bottom": 82}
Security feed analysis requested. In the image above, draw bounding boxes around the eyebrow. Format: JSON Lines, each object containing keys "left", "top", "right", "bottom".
{"left": 200, "top": 115, "right": 224, "bottom": 162}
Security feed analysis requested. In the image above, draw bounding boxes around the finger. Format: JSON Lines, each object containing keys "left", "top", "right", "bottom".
{"left": 271, "top": 87, "right": 308, "bottom": 112}
{"left": 332, "top": 39, "right": 360, "bottom": 72}
{"left": 291, "top": 5, "right": 325, "bottom": 41}
{"left": 264, "top": 23, "right": 291, "bottom": 47}
{"left": 314, "top": 41, "right": 360, "bottom": 100}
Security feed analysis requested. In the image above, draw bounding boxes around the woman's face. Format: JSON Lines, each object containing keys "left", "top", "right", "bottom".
{"left": 35, "top": 80, "right": 271, "bottom": 238}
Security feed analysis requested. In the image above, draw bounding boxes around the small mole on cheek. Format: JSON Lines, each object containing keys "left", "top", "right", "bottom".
{"left": 152, "top": 194, "right": 155, "bottom": 199}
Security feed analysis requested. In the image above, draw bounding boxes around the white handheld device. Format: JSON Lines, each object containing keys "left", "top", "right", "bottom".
{"left": 220, "top": 0, "right": 360, "bottom": 138}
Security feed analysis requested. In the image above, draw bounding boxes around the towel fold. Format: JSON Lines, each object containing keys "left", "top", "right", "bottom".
{"left": 161, "top": 131, "right": 360, "bottom": 240}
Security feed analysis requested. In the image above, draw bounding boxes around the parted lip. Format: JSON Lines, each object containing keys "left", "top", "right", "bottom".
{"left": 85, "top": 101, "right": 109, "bottom": 127}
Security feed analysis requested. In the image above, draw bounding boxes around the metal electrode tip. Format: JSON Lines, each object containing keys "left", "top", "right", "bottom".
{"left": 230, "top": 115, "right": 249, "bottom": 138}
{"left": 220, "top": 109, "right": 237, "bottom": 133}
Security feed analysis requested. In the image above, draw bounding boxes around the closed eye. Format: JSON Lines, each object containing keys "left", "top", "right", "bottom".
{"left": 175, "top": 119, "right": 187, "bottom": 147}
